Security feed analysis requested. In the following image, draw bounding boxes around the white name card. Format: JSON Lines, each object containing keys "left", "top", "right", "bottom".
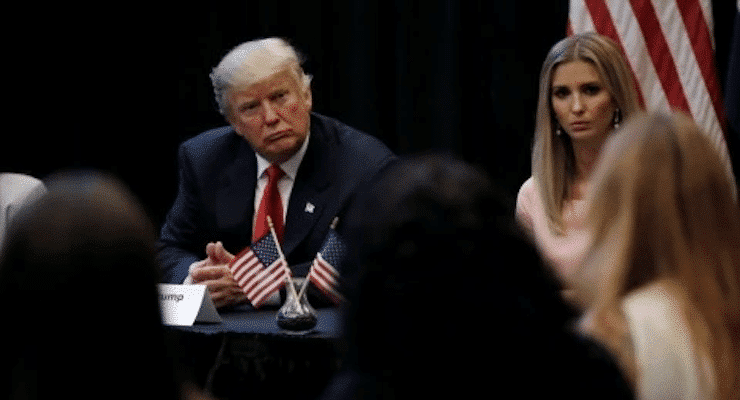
{"left": 158, "top": 284, "right": 222, "bottom": 326}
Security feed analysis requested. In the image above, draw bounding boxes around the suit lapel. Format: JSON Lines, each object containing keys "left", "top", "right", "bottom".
{"left": 282, "top": 118, "right": 334, "bottom": 257}
{"left": 216, "top": 141, "right": 257, "bottom": 242}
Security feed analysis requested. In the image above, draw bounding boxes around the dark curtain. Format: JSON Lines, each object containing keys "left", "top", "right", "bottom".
{"left": 715, "top": 2, "right": 740, "bottom": 190}
{"left": 169, "top": 2, "right": 567, "bottom": 203}
{"left": 4, "top": 1, "right": 735, "bottom": 226}
{"left": 168, "top": 1, "right": 567, "bottom": 224}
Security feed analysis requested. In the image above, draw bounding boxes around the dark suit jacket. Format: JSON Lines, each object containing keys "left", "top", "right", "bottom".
{"left": 157, "top": 113, "right": 395, "bottom": 288}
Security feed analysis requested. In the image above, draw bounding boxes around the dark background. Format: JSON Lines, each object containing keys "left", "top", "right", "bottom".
{"left": 4, "top": 1, "right": 738, "bottom": 228}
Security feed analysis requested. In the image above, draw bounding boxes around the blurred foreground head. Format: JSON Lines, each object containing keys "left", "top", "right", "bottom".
{"left": 582, "top": 111, "right": 740, "bottom": 303}
{"left": 342, "top": 153, "right": 575, "bottom": 397}
{"left": 1, "top": 171, "right": 179, "bottom": 399}
{"left": 581, "top": 112, "right": 740, "bottom": 398}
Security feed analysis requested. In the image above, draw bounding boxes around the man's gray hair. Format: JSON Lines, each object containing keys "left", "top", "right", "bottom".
{"left": 210, "top": 37, "right": 312, "bottom": 117}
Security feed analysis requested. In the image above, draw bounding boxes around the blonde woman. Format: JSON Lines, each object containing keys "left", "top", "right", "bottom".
{"left": 577, "top": 112, "right": 740, "bottom": 399}
{"left": 516, "top": 32, "right": 640, "bottom": 282}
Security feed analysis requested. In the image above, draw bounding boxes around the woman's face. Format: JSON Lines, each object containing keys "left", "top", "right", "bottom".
{"left": 551, "top": 60, "right": 617, "bottom": 143}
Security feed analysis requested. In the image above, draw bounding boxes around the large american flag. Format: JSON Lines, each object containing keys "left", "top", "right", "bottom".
{"left": 307, "top": 225, "right": 346, "bottom": 304}
{"left": 229, "top": 232, "right": 290, "bottom": 309}
{"left": 569, "top": 0, "right": 736, "bottom": 185}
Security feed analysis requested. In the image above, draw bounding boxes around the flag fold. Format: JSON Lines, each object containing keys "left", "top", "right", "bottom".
{"left": 307, "top": 226, "right": 347, "bottom": 304}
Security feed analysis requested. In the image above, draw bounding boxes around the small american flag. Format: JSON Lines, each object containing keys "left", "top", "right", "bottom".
{"left": 307, "top": 223, "right": 346, "bottom": 304}
{"left": 229, "top": 231, "right": 290, "bottom": 309}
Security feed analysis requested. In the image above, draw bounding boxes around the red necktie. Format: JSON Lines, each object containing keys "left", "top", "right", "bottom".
{"left": 253, "top": 164, "right": 285, "bottom": 243}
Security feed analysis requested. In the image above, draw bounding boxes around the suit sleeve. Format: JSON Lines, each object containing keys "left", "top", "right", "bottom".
{"left": 157, "top": 144, "right": 203, "bottom": 283}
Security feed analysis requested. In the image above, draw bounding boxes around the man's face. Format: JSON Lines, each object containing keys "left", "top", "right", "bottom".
{"left": 227, "top": 69, "right": 312, "bottom": 163}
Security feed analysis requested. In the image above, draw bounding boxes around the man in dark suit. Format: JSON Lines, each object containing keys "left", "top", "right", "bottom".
{"left": 158, "top": 37, "right": 395, "bottom": 308}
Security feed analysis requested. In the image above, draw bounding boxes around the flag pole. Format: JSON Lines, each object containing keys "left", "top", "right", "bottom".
{"left": 267, "top": 216, "right": 298, "bottom": 299}
{"left": 296, "top": 276, "right": 310, "bottom": 300}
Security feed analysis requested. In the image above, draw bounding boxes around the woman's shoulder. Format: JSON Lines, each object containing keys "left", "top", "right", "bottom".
{"left": 622, "top": 281, "right": 682, "bottom": 317}
{"left": 515, "top": 177, "right": 541, "bottom": 233}
{"left": 516, "top": 176, "right": 543, "bottom": 215}
{"left": 622, "top": 281, "right": 707, "bottom": 399}
{"left": 621, "top": 282, "right": 688, "bottom": 337}
{"left": 516, "top": 177, "right": 538, "bottom": 204}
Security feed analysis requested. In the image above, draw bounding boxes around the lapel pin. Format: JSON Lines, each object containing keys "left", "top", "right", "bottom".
{"left": 305, "top": 202, "right": 315, "bottom": 213}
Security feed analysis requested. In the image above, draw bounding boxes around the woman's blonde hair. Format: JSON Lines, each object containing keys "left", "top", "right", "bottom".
{"left": 579, "top": 112, "right": 740, "bottom": 398}
{"left": 532, "top": 32, "right": 640, "bottom": 234}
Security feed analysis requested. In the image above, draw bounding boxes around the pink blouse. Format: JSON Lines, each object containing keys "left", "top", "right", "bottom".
{"left": 515, "top": 177, "right": 591, "bottom": 282}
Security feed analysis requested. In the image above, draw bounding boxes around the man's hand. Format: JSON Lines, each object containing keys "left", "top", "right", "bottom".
{"left": 190, "top": 242, "right": 247, "bottom": 309}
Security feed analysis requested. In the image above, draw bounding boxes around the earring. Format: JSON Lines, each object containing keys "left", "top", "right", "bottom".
{"left": 555, "top": 124, "right": 563, "bottom": 136}
{"left": 613, "top": 108, "right": 622, "bottom": 129}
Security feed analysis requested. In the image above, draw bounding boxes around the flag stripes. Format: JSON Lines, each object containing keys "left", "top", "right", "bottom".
{"left": 632, "top": 0, "right": 692, "bottom": 112}
{"left": 309, "top": 254, "right": 345, "bottom": 304}
{"left": 228, "top": 232, "right": 291, "bottom": 309}
{"left": 247, "top": 259, "right": 290, "bottom": 308}
{"left": 231, "top": 248, "right": 262, "bottom": 287}
{"left": 569, "top": 0, "right": 735, "bottom": 185}
{"left": 307, "top": 219, "right": 347, "bottom": 304}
